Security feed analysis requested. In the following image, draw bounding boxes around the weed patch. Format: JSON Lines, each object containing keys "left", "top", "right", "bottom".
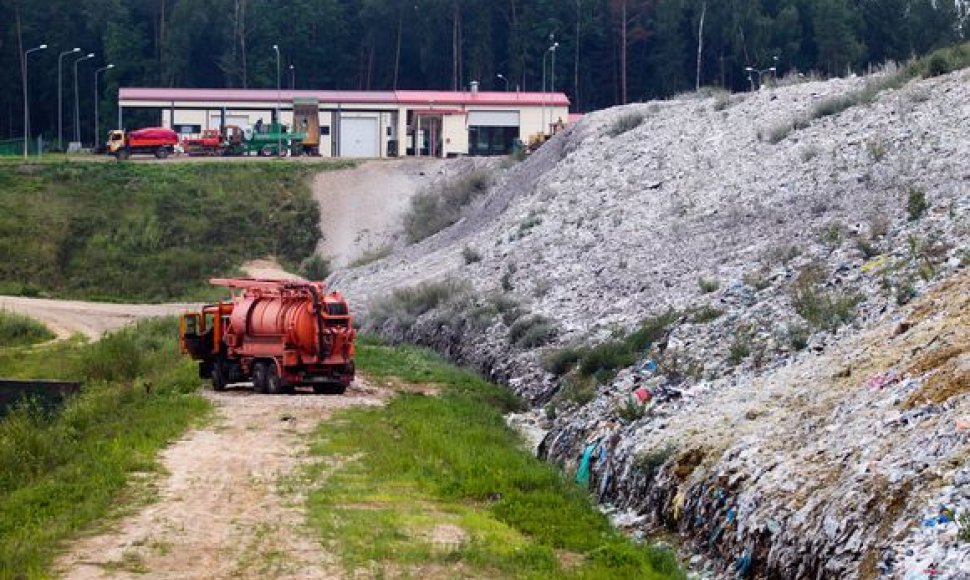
{"left": 367, "top": 279, "right": 470, "bottom": 330}
{"left": 607, "top": 112, "right": 645, "bottom": 137}
{"left": 789, "top": 264, "right": 862, "bottom": 332}
{"left": 0, "top": 310, "right": 54, "bottom": 347}
{"left": 0, "top": 318, "right": 210, "bottom": 576}
{"left": 311, "top": 341, "right": 680, "bottom": 578}
{"left": 404, "top": 170, "right": 494, "bottom": 243}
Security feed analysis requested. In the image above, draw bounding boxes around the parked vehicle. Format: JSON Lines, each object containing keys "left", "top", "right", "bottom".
{"left": 106, "top": 127, "right": 178, "bottom": 160}
{"left": 179, "top": 278, "right": 356, "bottom": 394}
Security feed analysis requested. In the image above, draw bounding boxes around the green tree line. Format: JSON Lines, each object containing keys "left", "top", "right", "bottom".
{"left": 1, "top": 0, "right": 966, "bottom": 144}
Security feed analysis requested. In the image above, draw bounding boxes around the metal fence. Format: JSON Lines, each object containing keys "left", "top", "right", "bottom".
{"left": 0, "top": 137, "right": 47, "bottom": 156}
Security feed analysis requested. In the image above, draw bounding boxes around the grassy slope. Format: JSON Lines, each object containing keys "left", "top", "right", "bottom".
{"left": 307, "top": 340, "right": 683, "bottom": 579}
{"left": 0, "top": 318, "right": 210, "bottom": 577}
{"left": 0, "top": 160, "right": 352, "bottom": 302}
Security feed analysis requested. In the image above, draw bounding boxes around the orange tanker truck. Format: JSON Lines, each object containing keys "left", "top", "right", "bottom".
{"left": 179, "top": 278, "right": 356, "bottom": 394}
{"left": 106, "top": 127, "right": 179, "bottom": 160}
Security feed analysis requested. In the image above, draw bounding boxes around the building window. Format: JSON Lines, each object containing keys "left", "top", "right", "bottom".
{"left": 468, "top": 126, "right": 518, "bottom": 156}
{"left": 320, "top": 126, "right": 331, "bottom": 136}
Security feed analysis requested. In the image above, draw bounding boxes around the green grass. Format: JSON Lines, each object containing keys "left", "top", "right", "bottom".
{"left": 308, "top": 341, "right": 682, "bottom": 578}
{"left": 0, "top": 310, "right": 54, "bottom": 347}
{"left": 0, "top": 160, "right": 353, "bottom": 301}
{"left": 403, "top": 170, "right": 493, "bottom": 243}
{"left": 0, "top": 317, "right": 210, "bottom": 576}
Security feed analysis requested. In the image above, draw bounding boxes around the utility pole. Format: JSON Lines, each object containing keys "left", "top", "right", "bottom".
{"left": 94, "top": 64, "right": 114, "bottom": 150}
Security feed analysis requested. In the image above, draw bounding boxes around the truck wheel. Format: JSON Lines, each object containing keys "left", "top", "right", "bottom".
{"left": 259, "top": 145, "right": 273, "bottom": 157}
{"left": 266, "top": 364, "right": 282, "bottom": 395}
{"left": 211, "top": 362, "right": 228, "bottom": 391}
{"left": 252, "top": 362, "right": 268, "bottom": 394}
{"left": 155, "top": 146, "right": 169, "bottom": 159}
{"left": 115, "top": 148, "right": 129, "bottom": 161}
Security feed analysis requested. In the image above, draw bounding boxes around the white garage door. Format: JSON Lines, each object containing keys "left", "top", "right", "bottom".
{"left": 339, "top": 117, "right": 379, "bottom": 158}
{"left": 468, "top": 110, "right": 520, "bottom": 127}
{"left": 209, "top": 114, "right": 251, "bottom": 129}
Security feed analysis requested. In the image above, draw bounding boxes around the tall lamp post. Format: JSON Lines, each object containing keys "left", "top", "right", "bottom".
{"left": 541, "top": 41, "right": 559, "bottom": 136}
{"left": 23, "top": 43, "right": 48, "bottom": 158}
{"left": 94, "top": 64, "right": 114, "bottom": 150}
{"left": 73, "top": 52, "right": 95, "bottom": 146}
{"left": 58, "top": 47, "right": 80, "bottom": 151}
{"left": 272, "top": 44, "right": 281, "bottom": 157}
{"left": 289, "top": 64, "right": 295, "bottom": 90}
{"left": 496, "top": 73, "right": 509, "bottom": 91}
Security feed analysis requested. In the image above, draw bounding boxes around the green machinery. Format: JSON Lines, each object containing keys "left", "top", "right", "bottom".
{"left": 224, "top": 121, "right": 307, "bottom": 157}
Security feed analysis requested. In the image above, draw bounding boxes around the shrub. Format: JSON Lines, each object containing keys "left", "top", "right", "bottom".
{"left": 299, "top": 255, "right": 331, "bottom": 281}
{"left": 462, "top": 245, "right": 482, "bottom": 264}
{"left": 348, "top": 244, "right": 393, "bottom": 268}
{"left": 690, "top": 305, "right": 724, "bottom": 324}
{"left": 508, "top": 314, "right": 558, "bottom": 348}
{"left": 866, "top": 138, "right": 888, "bottom": 162}
{"left": 697, "top": 277, "right": 720, "bottom": 293}
{"left": 632, "top": 444, "right": 677, "bottom": 481}
{"left": 0, "top": 310, "right": 54, "bottom": 347}
{"left": 787, "top": 324, "right": 810, "bottom": 351}
{"left": 616, "top": 396, "right": 645, "bottom": 423}
{"left": 789, "top": 264, "right": 862, "bottom": 332}
{"left": 542, "top": 348, "right": 583, "bottom": 376}
{"left": 367, "top": 279, "right": 470, "bottom": 329}
{"left": 907, "top": 187, "right": 929, "bottom": 221}
{"left": 579, "top": 340, "right": 637, "bottom": 379}
{"left": 607, "top": 112, "right": 645, "bottom": 137}
{"left": 490, "top": 293, "right": 524, "bottom": 326}
{"left": 552, "top": 374, "right": 597, "bottom": 408}
{"left": 727, "top": 333, "right": 752, "bottom": 366}
{"left": 403, "top": 169, "right": 494, "bottom": 243}
{"left": 743, "top": 270, "right": 772, "bottom": 291}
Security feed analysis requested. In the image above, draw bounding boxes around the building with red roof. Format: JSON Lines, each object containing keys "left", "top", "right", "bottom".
{"left": 118, "top": 86, "right": 570, "bottom": 158}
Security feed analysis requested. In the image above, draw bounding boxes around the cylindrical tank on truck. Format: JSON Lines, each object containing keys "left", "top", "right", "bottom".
{"left": 179, "top": 278, "right": 356, "bottom": 394}
{"left": 107, "top": 127, "right": 178, "bottom": 160}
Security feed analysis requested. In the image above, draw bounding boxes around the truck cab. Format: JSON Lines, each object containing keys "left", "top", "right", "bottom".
{"left": 106, "top": 130, "right": 126, "bottom": 156}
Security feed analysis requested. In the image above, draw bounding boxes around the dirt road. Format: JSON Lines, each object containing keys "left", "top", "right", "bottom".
{"left": 0, "top": 296, "right": 198, "bottom": 341}
{"left": 314, "top": 159, "right": 447, "bottom": 268}
{"left": 56, "top": 383, "right": 386, "bottom": 579}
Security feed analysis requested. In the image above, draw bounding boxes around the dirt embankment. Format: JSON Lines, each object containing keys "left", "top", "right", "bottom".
{"left": 56, "top": 383, "right": 387, "bottom": 579}
{"left": 313, "top": 159, "right": 447, "bottom": 268}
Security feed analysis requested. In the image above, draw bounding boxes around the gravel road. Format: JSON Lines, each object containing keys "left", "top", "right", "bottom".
{"left": 56, "top": 382, "right": 387, "bottom": 579}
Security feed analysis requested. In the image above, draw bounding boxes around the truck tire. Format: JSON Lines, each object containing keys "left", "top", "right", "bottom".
{"left": 211, "top": 362, "right": 228, "bottom": 392}
{"left": 259, "top": 145, "right": 273, "bottom": 157}
{"left": 252, "top": 362, "right": 268, "bottom": 394}
{"left": 155, "top": 146, "right": 169, "bottom": 159}
{"left": 266, "top": 364, "right": 282, "bottom": 395}
{"left": 115, "top": 148, "right": 129, "bottom": 161}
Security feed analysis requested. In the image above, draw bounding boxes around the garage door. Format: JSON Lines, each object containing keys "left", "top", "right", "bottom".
{"left": 467, "top": 110, "right": 520, "bottom": 127}
{"left": 339, "top": 117, "right": 379, "bottom": 158}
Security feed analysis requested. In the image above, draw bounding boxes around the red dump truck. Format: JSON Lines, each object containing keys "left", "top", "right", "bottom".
{"left": 107, "top": 127, "right": 179, "bottom": 160}
{"left": 178, "top": 278, "right": 356, "bottom": 394}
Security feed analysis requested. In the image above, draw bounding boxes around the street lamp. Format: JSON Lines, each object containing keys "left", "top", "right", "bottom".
{"left": 58, "top": 47, "right": 81, "bottom": 151}
{"left": 496, "top": 73, "right": 509, "bottom": 91}
{"left": 94, "top": 64, "right": 114, "bottom": 151}
{"left": 289, "top": 64, "right": 295, "bottom": 90}
{"left": 272, "top": 44, "right": 281, "bottom": 157}
{"left": 73, "top": 52, "right": 95, "bottom": 146}
{"left": 541, "top": 41, "right": 559, "bottom": 136}
{"left": 744, "top": 65, "right": 776, "bottom": 90}
{"left": 22, "top": 43, "right": 47, "bottom": 158}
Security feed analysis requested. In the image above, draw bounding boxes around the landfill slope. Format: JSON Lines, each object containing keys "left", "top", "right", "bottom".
{"left": 331, "top": 67, "right": 970, "bottom": 577}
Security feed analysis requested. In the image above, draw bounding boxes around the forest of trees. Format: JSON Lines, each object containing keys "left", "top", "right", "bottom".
{"left": 1, "top": 0, "right": 967, "bottom": 144}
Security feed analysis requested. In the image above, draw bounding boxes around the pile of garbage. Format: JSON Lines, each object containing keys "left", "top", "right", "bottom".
{"left": 336, "top": 66, "right": 970, "bottom": 575}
